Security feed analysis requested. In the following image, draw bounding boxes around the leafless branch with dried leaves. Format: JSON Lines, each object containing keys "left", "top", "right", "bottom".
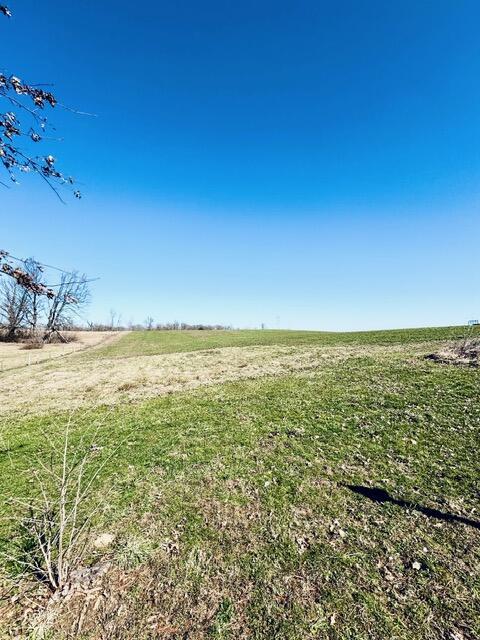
{"left": 1, "top": 5, "right": 83, "bottom": 201}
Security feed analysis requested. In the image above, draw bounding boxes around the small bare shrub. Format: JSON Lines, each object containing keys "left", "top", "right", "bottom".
{"left": 45, "top": 331, "right": 79, "bottom": 344}
{"left": 426, "top": 326, "right": 480, "bottom": 367}
{"left": 4, "top": 416, "right": 123, "bottom": 594}
{"left": 20, "top": 340, "right": 44, "bottom": 350}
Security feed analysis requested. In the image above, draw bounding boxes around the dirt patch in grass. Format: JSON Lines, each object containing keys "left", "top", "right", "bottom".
{"left": 425, "top": 340, "right": 479, "bottom": 368}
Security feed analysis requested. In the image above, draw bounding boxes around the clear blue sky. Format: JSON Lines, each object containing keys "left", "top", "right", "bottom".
{"left": 2, "top": 0, "right": 479, "bottom": 330}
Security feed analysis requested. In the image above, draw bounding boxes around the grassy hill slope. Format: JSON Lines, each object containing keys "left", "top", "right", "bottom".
{"left": 1, "top": 326, "right": 479, "bottom": 638}
{"left": 91, "top": 325, "right": 474, "bottom": 359}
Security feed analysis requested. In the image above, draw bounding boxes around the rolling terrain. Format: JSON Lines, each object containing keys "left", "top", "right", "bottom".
{"left": 0, "top": 327, "right": 479, "bottom": 639}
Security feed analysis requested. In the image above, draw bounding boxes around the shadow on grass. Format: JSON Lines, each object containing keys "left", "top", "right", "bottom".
{"left": 346, "top": 485, "right": 480, "bottom": 530}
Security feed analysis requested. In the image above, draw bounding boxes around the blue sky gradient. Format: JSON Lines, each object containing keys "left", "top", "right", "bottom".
{"left": 2, "top": 1, "right": 479, "bottom": 329}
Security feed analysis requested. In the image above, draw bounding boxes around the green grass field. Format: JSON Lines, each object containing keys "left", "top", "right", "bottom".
{"left": 1, "top": 327, "right": 479, "bottom": 638}
{"left": 92, "top": 325, "right": 470, "bottom": 358}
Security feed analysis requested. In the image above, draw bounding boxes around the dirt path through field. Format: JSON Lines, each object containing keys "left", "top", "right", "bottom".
{"left": 0, "top": 331, "right": 123, "bottom": 372}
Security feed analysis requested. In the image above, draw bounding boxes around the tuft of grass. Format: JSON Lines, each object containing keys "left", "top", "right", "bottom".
{"left": 209, "top": 597, "right": 235, "bottom": 638}
{"left": 114, "top": 535, "right": 153, "bottom": 570}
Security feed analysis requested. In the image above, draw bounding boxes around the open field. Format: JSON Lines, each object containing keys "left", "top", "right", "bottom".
{"left": 0, "top": 327, "right": 479, "bottom": 638}
{"left": 0, "top": 327, "right": 473, "bottom": 417}
{"left": 91, "top": 326, "right": 471, "bottom": 359}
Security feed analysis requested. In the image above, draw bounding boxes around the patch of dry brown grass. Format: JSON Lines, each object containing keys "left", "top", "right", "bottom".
{"left": 0, "top": 331, "right": 122, "bottom": 373}
{"left": 0, "top": 341, "right": 435, "bottom": 417}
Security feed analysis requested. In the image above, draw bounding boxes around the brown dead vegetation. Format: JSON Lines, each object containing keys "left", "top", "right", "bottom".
{"left": 0, "top": 341, "right": 432, "bottom": 417}
{"left": 425, "top": 339, "right": 479, "bottom": 368}
{"left": 0, "top": 331, "right": 121, "bottom": 373}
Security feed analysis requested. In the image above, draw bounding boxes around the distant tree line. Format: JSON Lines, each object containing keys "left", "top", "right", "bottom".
{"left": 146, "top": 321, "right": 232, "bottom": 331}
{"left": 82, "top": 318, "right": 232, "bottom": 332}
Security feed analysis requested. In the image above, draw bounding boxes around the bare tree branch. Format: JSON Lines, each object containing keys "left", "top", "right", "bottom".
{"left": 1, "top": 7, "right": 82, "bottom": 199}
